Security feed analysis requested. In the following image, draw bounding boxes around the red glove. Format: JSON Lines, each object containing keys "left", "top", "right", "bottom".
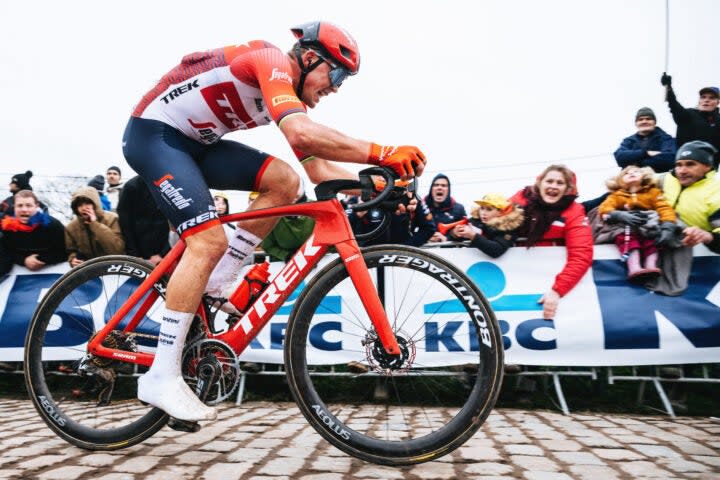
{"left": 368, "top": 143, "right": 426, "bottom": 178}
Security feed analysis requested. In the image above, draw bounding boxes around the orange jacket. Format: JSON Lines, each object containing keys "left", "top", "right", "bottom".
{"left": 598, "top": 185, "right": 677, "bottom": 223}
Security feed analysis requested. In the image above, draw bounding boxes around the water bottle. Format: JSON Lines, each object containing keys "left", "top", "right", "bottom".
{"left": 228, "top": 261, "right": 271, "bottom": 313}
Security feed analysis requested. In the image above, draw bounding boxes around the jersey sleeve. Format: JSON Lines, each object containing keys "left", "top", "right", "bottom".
{"left": 228, "top": 44, "right": 306, "bottom": 125}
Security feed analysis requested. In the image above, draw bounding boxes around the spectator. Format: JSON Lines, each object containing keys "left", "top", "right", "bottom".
{"left": 87, "top": 175, "right": 112, "bottom": 211}
{"left": 105, "top": 166, "right": 124, "bottom": 211}
{"left": 65, "top": 186, "right": 125, "bottom": 267}
{"left": 116, "top": 176, "right": 170, "bottom": 266}
{"left": 1, "top": 170, "right": 34, "bottom": 220}
{"left": 597, "top": 166, "right": 678, "bottom": 282}
{"left": 0, "top": 190, "right": 65, "bottom": 275}
{"left": 510, "top": 165, "right": 593, "bottom": 319}
{"left": 211, "top": 191, "right": 238, "bottom": 240}
{"left": 661, "top": 74, "right": 720, "bottom": 166}
{"left": 614, "top": 107, "right": 677, "bottom": 172}
{"left": 451, "top": 193, "right": 524, "bottom": 258}
{"left": 583, "top": 107, "right": 677, "bottom": 213}
{"left": 346, "top": 191, "right": 435, "bottom": 247}
{"left": 424, "top": 173, "right": 466, "bottom": 242}
{"left": 660, "top": 141, "right": 720, "bottom": 253}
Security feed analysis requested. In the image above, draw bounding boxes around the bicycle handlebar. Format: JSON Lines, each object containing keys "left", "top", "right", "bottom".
{"left": 314, "top": 167, "right": 416, "bottom": 244}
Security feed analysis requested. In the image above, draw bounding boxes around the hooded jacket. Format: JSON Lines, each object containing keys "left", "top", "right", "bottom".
{"left": 467, "top": 204, "right": 524, "bottom": 258}
{"left": 423, "top": 174, "right": 467, "bottom": 229}
{"left": 65, "top": 186, "right": 125, "bottom": 264}
{"left": 598, "top": 184, "right": 677, "bottom": 223}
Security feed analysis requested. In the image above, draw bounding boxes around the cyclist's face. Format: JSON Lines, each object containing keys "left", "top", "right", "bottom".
{"left": 302, "top": 55, "right": 339, "bottom": 109}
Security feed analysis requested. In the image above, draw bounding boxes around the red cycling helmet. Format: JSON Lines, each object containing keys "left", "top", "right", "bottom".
{"left": 291, "top": 21, "right": 360, "bottom": 93}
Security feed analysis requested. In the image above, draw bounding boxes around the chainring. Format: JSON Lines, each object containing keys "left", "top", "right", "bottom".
{"left": 181, "top": 339, "right": 241, "bottom": 404}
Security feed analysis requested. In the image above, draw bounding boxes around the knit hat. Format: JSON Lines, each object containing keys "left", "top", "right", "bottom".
{"left": 635, "top": 107, "right": 656, "bottom": 121}
{"left": 675, "top": 140, "right": 718, "bottom": 166}
{"left": 106, "top": 165, "right": 122, "bottom": 175}
{"left": 474, "top": 193, "right": 510, "bottom": 210}
{"left": 87, "top": 174, "right": 105, "bottom": 191}
{"left": 699, "top": 87, "right": 720, "bottom": 98}
{"left": 10, "top": 170, "right": 33, "bottom": 191}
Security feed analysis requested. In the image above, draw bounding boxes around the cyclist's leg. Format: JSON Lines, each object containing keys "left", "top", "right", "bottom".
{"left": 123, "top": 117, "right": 225, "bottom": 421}
{"left": 198, "top": 140, "right": 300, "bottom": 300}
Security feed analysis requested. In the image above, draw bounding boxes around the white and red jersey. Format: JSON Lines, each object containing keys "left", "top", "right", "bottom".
{"left": 133, "top": 40, "right": 307, "bottom": 146}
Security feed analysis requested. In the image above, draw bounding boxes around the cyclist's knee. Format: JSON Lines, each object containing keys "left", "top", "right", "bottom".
{"left": 258, "top": 159, "right": 301, "bottom": 203}
{"left": 184, "top": 225, "right": 227, "bottom": 263}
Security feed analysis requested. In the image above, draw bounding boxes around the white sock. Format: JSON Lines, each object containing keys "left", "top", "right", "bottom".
{"left": 137, "top": 308, "right": 217, "bottom": 421}
{"left": 206, "top": 228, "right": 262, "bottom": 298}
{"left": 148, "top": 308, "right": 194, "bottom": 378}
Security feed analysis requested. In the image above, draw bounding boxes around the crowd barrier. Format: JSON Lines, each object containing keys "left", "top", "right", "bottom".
{"left": 0, "top": 243, "right": 718, "bottom": 415}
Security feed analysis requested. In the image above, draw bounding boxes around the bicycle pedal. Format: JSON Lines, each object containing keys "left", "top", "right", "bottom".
{"left": 167, "top": 417, "right": 201, "bottom": 433}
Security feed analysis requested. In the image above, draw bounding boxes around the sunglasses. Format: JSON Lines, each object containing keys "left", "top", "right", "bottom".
{"left": 317, "top": 55, "right": 352, "bottom": 88}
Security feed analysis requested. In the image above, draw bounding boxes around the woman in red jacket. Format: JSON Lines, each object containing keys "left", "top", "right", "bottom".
{"left": 510, "top": 164, "right": 593, "bottom": 320}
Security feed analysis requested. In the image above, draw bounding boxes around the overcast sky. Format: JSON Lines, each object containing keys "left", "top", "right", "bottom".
{"left": 1, "top": 0, "right": 719, "bottom": 208}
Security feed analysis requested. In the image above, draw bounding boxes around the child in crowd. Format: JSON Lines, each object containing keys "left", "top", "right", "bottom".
{"left": 598, "top": 166, "right": 677, "bottom": 281}
{"left": 451, "top": 193, "right": 524, "bottom": 258}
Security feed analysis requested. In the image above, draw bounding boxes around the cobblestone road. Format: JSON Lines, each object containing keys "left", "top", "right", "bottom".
{"left": 0, "top": 399, "right": 718, "bottom": 479}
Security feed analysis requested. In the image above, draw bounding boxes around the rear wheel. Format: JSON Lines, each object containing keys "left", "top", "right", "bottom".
{"left": 285, "top": 245, "right": 503, "bottom": 465}
{"left": 24, "top": 256, "right": 169, "bottom": 450}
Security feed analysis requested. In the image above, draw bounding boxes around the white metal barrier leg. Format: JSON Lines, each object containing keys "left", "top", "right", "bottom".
{"left": 235, "top": 372, "right": 247, "bottom": 405}
{"left": 552, "top": 373, "right": 570, "bottom": 415}
{"left": 652, "top": 378, "right": 675, "bottom": 417}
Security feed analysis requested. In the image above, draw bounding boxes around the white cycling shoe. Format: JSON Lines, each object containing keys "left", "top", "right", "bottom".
{"left": 137, "top": 373, "right": 217, "bottom": 421}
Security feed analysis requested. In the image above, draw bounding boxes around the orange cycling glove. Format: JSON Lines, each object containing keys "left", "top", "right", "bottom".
{"left": 368, "top": 143, "right": 426, "bottom": 178}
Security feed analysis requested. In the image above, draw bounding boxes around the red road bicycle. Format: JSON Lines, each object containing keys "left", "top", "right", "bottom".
{"left": 24, "top": 167, "right": 503, "bottom": 466}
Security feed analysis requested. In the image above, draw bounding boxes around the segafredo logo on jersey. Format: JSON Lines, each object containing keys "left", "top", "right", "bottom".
{"left": 234, "top": 234, "right": 324, "bottom": 334}
{"left": 269, "top": 67, "right": 292, "bottom": 84}
{"left": 153, "top": 174, "right": 193, "bottom": 210}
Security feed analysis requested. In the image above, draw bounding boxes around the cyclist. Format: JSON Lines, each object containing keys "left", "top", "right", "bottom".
{"left": 122, "top": 21, "right": 426, "bottom": 422}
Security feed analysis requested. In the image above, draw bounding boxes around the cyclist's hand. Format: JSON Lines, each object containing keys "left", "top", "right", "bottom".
{"left": 369, "top": 143, "right": 427, "bottom": 179}
{"left": 379, "top": 147, "right": 426, "bottom": 179}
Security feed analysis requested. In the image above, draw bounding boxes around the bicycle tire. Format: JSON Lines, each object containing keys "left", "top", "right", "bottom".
{"left": 285, "top": 245, "right": 503, "bottom": 465}
{"left": 24, "top": 255, "right": 169, "bottom": 450}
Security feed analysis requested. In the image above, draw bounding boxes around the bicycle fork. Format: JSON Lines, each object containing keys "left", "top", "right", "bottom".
{"left": 335, "top": 241, "right": 401, "bottom": 356}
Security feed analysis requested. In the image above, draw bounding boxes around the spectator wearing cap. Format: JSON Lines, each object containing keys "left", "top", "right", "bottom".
{"left": 87, "top": 175, "right": 112, "bottom": 211}
{"left": 661, "top": 73, "right": 720, "bottom": 166}
{"left": 424, "top": 173, "right": 467, "bottom": 242}
{"left": 1, "top": 170, "right": 34, "bottom": 220}
{"left": 659, "top": 141, "right": 720, "bottom": 253}
{"left": 65, "top": 185, "right": 125, "bottom": 267}
{"left": 451, "top": 193, "right": 524, "bottom": 258}
{"left": 0, "top": 190, "right": 66, "bottom": 275}
{"left": 116, "top": 176, "right": 171, "bottom": 266}
{"left": 105, "top": 166, "right": 124, "bottom": 212}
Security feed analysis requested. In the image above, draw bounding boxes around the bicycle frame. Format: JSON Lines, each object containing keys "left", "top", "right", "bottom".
{"left": 86, "top": 198, "right": 401, "bottom": 366}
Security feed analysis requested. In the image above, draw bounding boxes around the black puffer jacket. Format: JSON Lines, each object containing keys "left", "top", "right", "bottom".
{"left": 666, "top": 87, "right": 720, "bottom": 166}
{"left": 116, "top": 176, "right": 171, "bottom": 259}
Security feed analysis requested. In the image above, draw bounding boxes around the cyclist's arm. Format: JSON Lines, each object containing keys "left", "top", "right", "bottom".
{"left": 302, "top": 156, "right": 358, "bottom": 184}
{"left": 279, "top": 113, "right": 372, "bottom": 165}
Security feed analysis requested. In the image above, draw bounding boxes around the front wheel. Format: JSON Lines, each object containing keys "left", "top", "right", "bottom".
{"left": 285, "top": 245, "right": 503, "bottom": 465}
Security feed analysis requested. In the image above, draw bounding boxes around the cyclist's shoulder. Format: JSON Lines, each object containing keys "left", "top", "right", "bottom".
{"left": 224, "top": 40, "right": 287, "bottom": 65}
